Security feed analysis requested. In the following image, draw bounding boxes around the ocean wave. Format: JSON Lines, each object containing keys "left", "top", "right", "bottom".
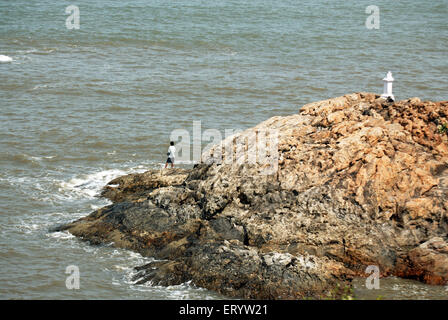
{"left": 31, "top": 84, "right": 49, "bottom": 91}
{"left": 0, "top": 55, "right": 13, "bottom": 63}
{"left": 16, "top": 48, "right": 57, "bottom": 55}
{"left": 94, "top": 89, "right": 127, "bottom": 96}
{"left": 16, "top": 222, "right": 40, "bottom": 235}
{"left": 59, "top": 168, "right": 129, "bottom": 199}
{"left": 1, "top": 162, "right": 153, "bottom": 205}
{"left": 29, "top": 155, "right": 55, "bottom": 161}
{"left": 58, "top": 164, "right": 150, "bottom": 200}
{"left": 3, "top": 153, "right": 55, "bottom": 166}
{"left": 46, "top": 231, "right": 75, "bottom": 240}
{"left": 107, "top": 105, "right": 134, "bottom": 112}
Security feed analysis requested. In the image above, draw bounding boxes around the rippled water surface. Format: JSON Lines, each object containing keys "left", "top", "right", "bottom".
{"left": 1, "top": 0, "right": 447, "bottom": 299}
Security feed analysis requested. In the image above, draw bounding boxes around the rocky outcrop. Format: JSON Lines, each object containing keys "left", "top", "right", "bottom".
{"left": 55, "top": 93, "right": 448, "bottom": 299}
{"left": 100, "top": 168, "right": 189, "bottom": 203}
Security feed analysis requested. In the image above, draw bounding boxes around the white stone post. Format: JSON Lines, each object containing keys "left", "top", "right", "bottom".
{"left": 380, "top": 71, "right": 395, "bottom": 101}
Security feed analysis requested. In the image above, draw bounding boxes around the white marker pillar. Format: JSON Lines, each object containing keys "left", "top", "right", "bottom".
{"left": 380, "top": 71, "right": 395, "bottom": 101}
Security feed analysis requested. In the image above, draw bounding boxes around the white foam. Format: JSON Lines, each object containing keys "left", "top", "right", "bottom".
{"left": 0, "top": 55, "right": 13, "bottom": 62}
{"left": 31, "top": 84, "right": 49, "bottom": 91}
{"left": 112, "top": 279, "right": 121, "bottom": 286}
{"left": 58, "top": 165, "right": 152, "bottom": 201}
{"left": 23, "top": 154, "right": 54, "bottom": 162}
{"left": 47, "top": 231, "right": 75, "bottom": 240}
{"left": 16, "top": 222, "right": 40, "bottom": 234}
{"left": 59, "top": 168, "right": 129, "bottom": 199}
{"left": 90, "top": 204, "right": 102, "bottom": 210}
{"left": 113, "top": 265, "right": 132, "bottom": 271}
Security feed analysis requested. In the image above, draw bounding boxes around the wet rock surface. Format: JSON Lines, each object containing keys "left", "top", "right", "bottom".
{"left": 55, "top": 93, "right": 448, "bottom": 299}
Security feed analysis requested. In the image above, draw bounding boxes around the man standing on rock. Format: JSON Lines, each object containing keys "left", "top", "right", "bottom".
{"left": 165, "top": 141, "right": 176, "bottom": 168}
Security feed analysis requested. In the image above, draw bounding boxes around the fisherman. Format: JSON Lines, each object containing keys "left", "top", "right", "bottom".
{"left": 165, "top": 141, "right": 176, "bottom": 168}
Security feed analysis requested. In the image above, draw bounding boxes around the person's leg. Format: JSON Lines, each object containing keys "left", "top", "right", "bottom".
{"left": 166, "top": 157, "right": 172, "bottom": 168}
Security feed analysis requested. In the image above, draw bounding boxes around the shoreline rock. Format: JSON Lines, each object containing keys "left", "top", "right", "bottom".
{"left": 55, "top": 92, "right": 448, "bottom": 299}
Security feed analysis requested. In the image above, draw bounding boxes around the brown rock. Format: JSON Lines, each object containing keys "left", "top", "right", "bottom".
{"left": 406, "top": 238, "right": 448, "bottom": 285}
{"left": 54, "top": 92, "right": 448, "bottom": 299}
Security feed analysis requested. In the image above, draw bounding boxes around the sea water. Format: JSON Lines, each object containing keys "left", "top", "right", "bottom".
{"left": 1, "top": 0, "right": 447, "bottom": 299}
